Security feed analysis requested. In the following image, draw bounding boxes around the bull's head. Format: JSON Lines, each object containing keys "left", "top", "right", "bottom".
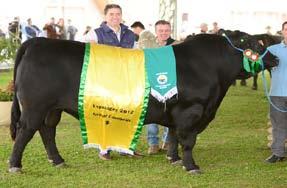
{"left": 218, "top": 29, "right": 279, "bottom": 78}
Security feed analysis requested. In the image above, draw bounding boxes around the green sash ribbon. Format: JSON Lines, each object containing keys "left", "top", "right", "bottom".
{"left": 144, "top": 46, "right": 177, "bottom": 102}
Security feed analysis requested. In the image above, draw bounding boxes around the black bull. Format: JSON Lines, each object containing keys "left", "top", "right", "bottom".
{"left": 9, "top": 31, "right": 278, "bottom": 173}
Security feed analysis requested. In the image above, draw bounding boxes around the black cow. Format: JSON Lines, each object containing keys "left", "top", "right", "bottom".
{"left": 9, "top": 30, "right": 278, "bottom": 174}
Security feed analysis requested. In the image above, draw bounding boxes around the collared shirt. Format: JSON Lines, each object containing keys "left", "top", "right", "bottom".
{"left": 83, "top": 22, "right": 135, "bottom": 48}
{"left": 267, "top": 41, "right": 287, "bottom": 96}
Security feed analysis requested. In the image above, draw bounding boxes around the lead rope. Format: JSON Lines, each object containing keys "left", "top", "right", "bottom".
{"left": 261, "top": 62, "right": 287, "bottom": 112}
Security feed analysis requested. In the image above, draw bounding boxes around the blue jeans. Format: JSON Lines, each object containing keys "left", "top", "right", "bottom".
{"left": 270, "top": 96, "right": 287, "bottom": 157}
{"left": 147, "top": 124, "right": 169, "bottom": 146}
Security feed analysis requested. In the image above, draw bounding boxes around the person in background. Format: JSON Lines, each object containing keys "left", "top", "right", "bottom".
{"left": 131, "top": 21, "right": 159, "bottom": 48}
{"left": 265, "top": 21, "right": 287, "bottom": 163}
{"left": 266, "top": 25, "right": 272, "bottom": 35}
{"left": 56, "top": 18, "right": 66, "bottom": 40}
{"left": 8, "top": 17, "right": 21, "bottom": 42}
{"left": 66, "top": 19, "right": 78, "bottom": 40}
{"left": 84, "top": 4, "right": 136, "bottom": 160}
{"left": 199, "top": 23, "right": 208, "bottom": 34}
{"left": 84, "top": 4, "right": 134, "bottom": 48}
{"left": 25, "top": 18, "right": 40, "bottom": 40}
{"left": 131, "top": 21, "right": 159, "bottom": 49}
{"left": 209, "top": 22, "right": 220, "bottom": 34}
{"left": 130, "top": 21, "right": 145, "bottom": 42}
{"left": 146, "top": 20, "right": 176, "bottom": 155}
{"left": 43, "top": 17, "right": 57, "bottom": 39}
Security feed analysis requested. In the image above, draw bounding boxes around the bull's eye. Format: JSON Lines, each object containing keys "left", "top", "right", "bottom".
{"left": 240, "top": 39, "right": 244, "bottom": 43}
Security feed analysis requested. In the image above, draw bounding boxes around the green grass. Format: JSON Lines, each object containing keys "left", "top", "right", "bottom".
{"left": 1, "top": 74, "right": 287, "bottom": 187}
{"left": 0, "top": 70, "right": 13, "bottom": 89}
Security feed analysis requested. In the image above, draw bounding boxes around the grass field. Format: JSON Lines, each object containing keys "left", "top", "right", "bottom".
{"left": 0, "top": 70, "right": 13, "bottom": 89}
{"left": 1, "top": 73, "right": 287, "bottom": 187}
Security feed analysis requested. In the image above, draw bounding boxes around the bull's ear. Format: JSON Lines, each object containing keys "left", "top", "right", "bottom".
{"left": 258, "top": 40, "right": 264, "bottom": 46}
{"left": 217, "top": 29, "right": 225, "bottom": 35}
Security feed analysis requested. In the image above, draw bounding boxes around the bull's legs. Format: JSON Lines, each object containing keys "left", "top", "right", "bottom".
{"left": 39, "top": 110, "right": 65, "bottom": 166}
{"left": 9, "top": 110, "right": 44, "bottom": 172}
{"left": 178, "top": 131, "right": 200, "bottom": 173}
{"left": 252, "top": 74, "right": 258, "bottom": 90}
{"left": 9, "top": 126, "right": 37, "bottom": 172}
{"left": 240, "top": 79, "right": 247, "bottom": 86}
{"left": 171, "top": 104, "right": 204, "bottom": 174}
{"left": 166, "top": 127, "right": 181, "bottom": 164}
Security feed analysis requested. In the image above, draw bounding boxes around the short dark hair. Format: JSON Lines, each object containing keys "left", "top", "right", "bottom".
{"left": 131, "top": 21, "right": 145, "bottom": 30}
{"left": 282, "top": 21, "right": 287, "bottom": 30}
{"left": 155, "top": 20, "right": 171, "bottom": 27}
{"left": 104, "top": 4, "right": 122, "bottom": 15}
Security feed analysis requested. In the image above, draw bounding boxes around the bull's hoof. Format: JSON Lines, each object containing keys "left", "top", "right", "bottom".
{"left": 166, "top": 155, "right": 182, "bottom": 165}
{"left": 252, "top": 86, "right": 257, "bottom": 90}
{"left": 9, "top": 167, "right": 22, "bottom": 173}
{"left": 55, "top": 162, "right": 66, "bottom": 168}
{"left": 182, "top": 166, "right": 202, "bottom": 174}
{"left": 171, "top": 160, "right": 182, "bottom": 165}
{"left": 188, "top": 169, "right": 202, "bottom": 175}
{"left": 49, "top": 156, "right": 65, "bottom": 166}
{"left": 166, "top": 156, "right": 172, "bottom": 161}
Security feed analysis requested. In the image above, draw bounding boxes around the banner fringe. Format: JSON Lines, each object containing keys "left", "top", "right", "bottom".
{"left": 151, "top": 87, "right": 178, "bottom": 103}
{"left": 83, "top": 144, "right": 135, "bottom": 155}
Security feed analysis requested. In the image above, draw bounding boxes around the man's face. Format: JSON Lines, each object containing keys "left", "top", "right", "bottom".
{"left": 282, "top": 24, "right": 287, "bottom": 41}
{"left": 155, "top": 24, "right": 171, "bottom": 41}
{"left": 105, "top": 8, "right": 122, "bottom": 28}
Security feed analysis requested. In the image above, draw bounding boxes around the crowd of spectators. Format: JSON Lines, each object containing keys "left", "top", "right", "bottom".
{"left": 4, "top": 16, "right": 80, "bottom": 43}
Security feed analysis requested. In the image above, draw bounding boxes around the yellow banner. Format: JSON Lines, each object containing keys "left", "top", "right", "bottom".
{"left": 81, "top": 44, "right": 148, "bottom": 154}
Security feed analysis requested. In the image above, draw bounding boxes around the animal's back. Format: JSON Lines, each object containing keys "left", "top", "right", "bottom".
{"left": 15, "top": 38, "right": 86, "bottom": 114}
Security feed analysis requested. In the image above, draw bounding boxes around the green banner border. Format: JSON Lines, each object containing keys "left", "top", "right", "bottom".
{"left": 129, "top": 66, "right": 150, "bottom": 151}
{"left": 78, "top": 43, "right": 90, "bottom": 144}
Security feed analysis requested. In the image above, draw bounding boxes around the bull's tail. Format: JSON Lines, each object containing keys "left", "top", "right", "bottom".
{"left": 10, "top": 94, "right": 20, "bottom": 141}
{"left": 10, "top": 40, "right": 30, "bottom": 141}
